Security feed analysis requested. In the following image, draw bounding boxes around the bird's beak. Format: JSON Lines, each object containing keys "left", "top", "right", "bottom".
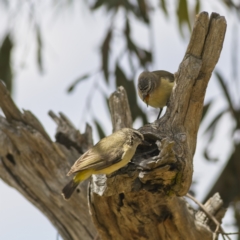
{"left": 143, "top": 94, "right": 149, "bottom": 107}
{"left": 141, "top": 140, "right": 151, "bottom": 146}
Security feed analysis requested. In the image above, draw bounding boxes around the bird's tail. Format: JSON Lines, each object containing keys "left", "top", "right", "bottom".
{"left": 62, "top": 169, "right": 93, "bottom": 200}
{"left": 62, "top": 179, "right": 79, "bottom": 200}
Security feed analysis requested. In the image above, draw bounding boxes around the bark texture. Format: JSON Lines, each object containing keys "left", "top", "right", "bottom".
{"left": 0, "top": 91, "right": 96, "bottom": 239}
{"left": 0, "top": 12, "right": 226, "bottom": 240}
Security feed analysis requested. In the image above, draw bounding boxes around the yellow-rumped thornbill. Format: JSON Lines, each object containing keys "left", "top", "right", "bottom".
{"left": 62, "top": 128, "right": 149, "bottom": 200}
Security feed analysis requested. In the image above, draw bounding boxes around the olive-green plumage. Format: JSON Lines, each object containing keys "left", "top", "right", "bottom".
{"left": 62, "top": 128, "right": 147, "bottom": 200}
{"left": 138, "top": 70, "right": 175, "bottom": 119}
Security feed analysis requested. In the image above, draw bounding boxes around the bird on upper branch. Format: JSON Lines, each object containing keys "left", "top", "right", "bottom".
{"left": 138, "top": 70, "right": 175, "bottom": 119}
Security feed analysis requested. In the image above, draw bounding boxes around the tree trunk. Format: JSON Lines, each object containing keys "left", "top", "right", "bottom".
{"left": 0, "top": 12, "right": 226, "bottom": 240}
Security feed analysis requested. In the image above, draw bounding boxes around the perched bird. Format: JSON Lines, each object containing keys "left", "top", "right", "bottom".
{"left": 62, "top": 128, "right": 148, "bottom": 200}
{"left": 138, "top": 70, "right": 175, "bottom": 119}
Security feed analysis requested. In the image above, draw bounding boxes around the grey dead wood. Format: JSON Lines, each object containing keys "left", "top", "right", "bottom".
{"left": 0, "top": 85, "right": 97, "bottom": 240}
{"left": 0, "top": 11, "right": 227, "bottom": 240}
{"left": 109, "top": 86, "right": 132, "bottom": 132}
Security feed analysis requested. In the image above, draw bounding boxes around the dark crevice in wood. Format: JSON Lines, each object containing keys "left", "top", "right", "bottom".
{"left": 6, "top": 153, "right": 15, "bottom": 165}
{"left": 90, "top": 199, "right": 113, "bottom": 239}
{"left": 118, "top": 193, "right": 125, "bottom": 207}
{"left": 55, "top": 132, "right": 84, "bottom": 154}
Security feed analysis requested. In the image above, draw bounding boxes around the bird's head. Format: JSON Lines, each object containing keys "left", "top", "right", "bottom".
{"left": 127, "top": 129, "right": 150, "bottom": 147}
{"left": 138, "top": 72, "right": 156, "bottom": 106}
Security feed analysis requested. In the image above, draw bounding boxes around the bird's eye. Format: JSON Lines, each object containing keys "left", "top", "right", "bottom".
{"left": 130, "top": 136, "right": 134, "bottom": 145}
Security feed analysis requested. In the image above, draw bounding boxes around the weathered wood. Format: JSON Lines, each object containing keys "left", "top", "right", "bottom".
{"left": 89, "top": 12, "right": 227, "bottom": 240}
{"left": 0, "top": 80, "right": 23, "bottom": 122}
{"left": 196, "top": 192, "right": 227, "bottom": 231}
{"left": 109, "top": 86, "right": 132, "bottom": 132}
{"left": 0, "top": 107, "right": 97, "bottom": 239}
{"left": 0, "top": 11, "right": 227, "bottom": 240}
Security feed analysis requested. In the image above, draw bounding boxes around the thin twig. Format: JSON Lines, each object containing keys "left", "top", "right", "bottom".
{"left": 186, "top": 193, "right": 230, "bottom": 240}
{"left": 224, "top": 232, "right": 240, "bottom": 235}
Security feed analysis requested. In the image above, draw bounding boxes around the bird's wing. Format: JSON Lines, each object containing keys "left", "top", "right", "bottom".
{"left": 152, "top": 70, "right": 174, "bottom": 82}
{"left": 88, "top": 149, "right": 124, "bottom": 171}
{"left": 67, "top": 147, "right": 124, "bottom": 175}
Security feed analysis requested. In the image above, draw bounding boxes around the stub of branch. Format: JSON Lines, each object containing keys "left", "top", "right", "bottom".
{"left": 49, "top": 110, "right": 93, "bottom": 155}
{"left": 22, "top": 109, "right": 52, "bottom": 142}
{"left": 109, "top": 86, "right": 132, "bottom": 132}
{"left": 0, "top": 80, "right": 23, "bottom": 122}
{"left": 196, "top": 192, "right": 227, "bottom": 231}
{"left": 0, "top": 80, "right": 51, "bottom": 142}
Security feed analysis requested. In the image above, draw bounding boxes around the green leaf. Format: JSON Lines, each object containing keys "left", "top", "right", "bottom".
{"left": 159, "top": 0, "right": 168, "bottom": 16}
{"left": 124, "top": 19, "right": 152, "bottom": 67}
{"left": 215, "top": 71, "right": 240, "bottom": 128}
{"left": 0, "top": 33, "right": 13, "bottom": 93}
{"left": 176, "top": 0, "right": 191, "bottom": 36}
{"left": 67, "top": 74, "right": 90, "bottom": 93}
{"left": 222, "top": 0, "right": 232, "bottom": 9}
{"left": 195, "top": 0, "right": 200, "bottom": 14}
{"left": 136, "top": 0, "right": 149, "bottom": 24}
{"left": 204, "top": 109, "right": 228, "bottom": 145}
{"left": 94, "top": 119, "right": 106, "bottom": 139}
{"left": 91, "top": 0, "right": 106, "bottom": 10}
{"left": 91, "top": 0, "right": 135, "bottom": 12}
{"left": 215, "top": 71, "right": 234, "bottom": 112}
{"left": 201, "top": 100, "right": 212, "bottom": 122}
{"left": 124, "top": 18, "right": 131, "bottom": 45}
{"left": 115, "top": 64, "right": 148, "bottom": 124}
{"left": 235, "top": 110, "right": 240, "bottom": 129}
{"left": 113, "top": 0, "right": 133, "bottom": 11}
{"left": 35, "top": 24, "right": 43, "bottom": 73}
{"left": 204, "top": 109, "right": 227, "bottom": 134}
{"left": 104, "top": 94, "right": 110, "bottom": 114}
{"left": 101, "top": 28, "right": 112, "bottom": 83}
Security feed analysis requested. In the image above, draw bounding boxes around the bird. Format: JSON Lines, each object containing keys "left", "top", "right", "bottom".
{"left": 138, "top": 70, "right": 175, "bottom": 119}
{"left": 62, "top": 128, "right": 149, "bottom": 200}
